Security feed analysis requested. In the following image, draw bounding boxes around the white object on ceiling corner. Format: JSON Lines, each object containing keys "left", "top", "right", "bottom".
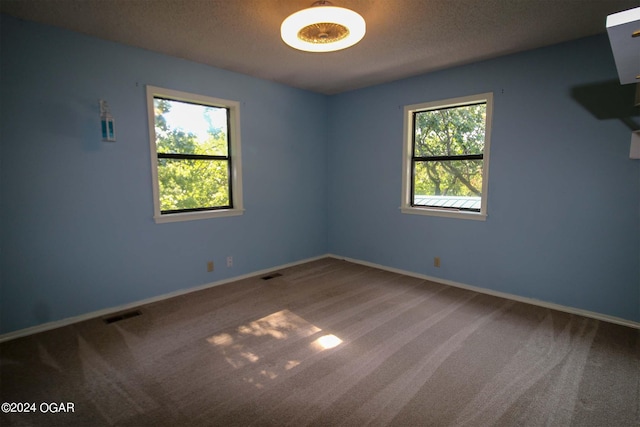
{"left": 606, "top": 7, "right": 640, "bottom": 85}
{"left": 606, "top": 7, "right": 640, "bottom": 160}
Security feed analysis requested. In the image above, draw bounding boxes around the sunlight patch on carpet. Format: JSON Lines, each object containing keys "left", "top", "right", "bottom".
{"left": 205, "top": 309, "right": 345, "bottom": 388}
{"left": 312, "top": 334, "right": 343, "bottom": 350}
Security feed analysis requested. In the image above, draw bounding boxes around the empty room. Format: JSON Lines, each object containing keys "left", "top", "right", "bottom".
{"left": 1, "top": 1, "right": 639, "bottom": 426}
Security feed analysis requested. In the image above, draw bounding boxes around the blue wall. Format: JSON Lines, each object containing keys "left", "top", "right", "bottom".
{"left": 1, "top": 15, "right": 639, "bottom": 335}
{"left": 0, "top": 16, "right": 328, "bottom": 334}
{"left": 327, "top": 36, "right": 640, "bottom": 323}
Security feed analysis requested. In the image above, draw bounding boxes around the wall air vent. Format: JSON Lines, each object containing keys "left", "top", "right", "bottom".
{"left": 103, "top": 310, "right": 142, "bottom": 324}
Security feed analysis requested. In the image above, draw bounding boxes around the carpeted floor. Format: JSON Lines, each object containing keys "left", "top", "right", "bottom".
{"left": 1, "top": 258, "right": 638, "bottom": 426}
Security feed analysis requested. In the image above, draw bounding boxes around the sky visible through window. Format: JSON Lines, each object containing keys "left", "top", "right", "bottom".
{"left": 163, "top": 100, "right": 227, "bottom": 141}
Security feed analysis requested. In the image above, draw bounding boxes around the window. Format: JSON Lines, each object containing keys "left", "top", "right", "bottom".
{"left": 401, "top": 93, "right": 493, "bottom": 220}
{"left": 146, "top": 86, "right": 243, "bottom": 223}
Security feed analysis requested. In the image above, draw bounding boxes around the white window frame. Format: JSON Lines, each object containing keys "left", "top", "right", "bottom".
{"left": 146, "top": 85, "right": 244, "bottom": 223}
{"left": 401, "top": 93, "right": 493, "bottom": 221}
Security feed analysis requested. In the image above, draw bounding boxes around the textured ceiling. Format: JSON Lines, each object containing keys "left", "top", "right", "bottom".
{"left": 1, "top": 0, "right": 637, "bottom": 94}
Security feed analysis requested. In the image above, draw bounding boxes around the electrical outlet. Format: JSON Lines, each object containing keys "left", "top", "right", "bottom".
{"left": 434, "top": 257, "right": 441, "bottom": 268}
{"left": 207, "top": 261, "right": 214, "bottom": 272}
{"left": 227, "top": 256, "right": 233, "bottom": 267}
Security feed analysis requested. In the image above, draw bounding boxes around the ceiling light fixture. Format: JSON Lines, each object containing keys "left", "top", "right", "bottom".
{"left": 280, "top": 1, "right": 366, "bottom": 53}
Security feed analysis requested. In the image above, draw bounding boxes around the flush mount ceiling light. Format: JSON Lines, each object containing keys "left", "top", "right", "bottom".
{"left": 281, "top": 1, "right": 366, "bottom": 53}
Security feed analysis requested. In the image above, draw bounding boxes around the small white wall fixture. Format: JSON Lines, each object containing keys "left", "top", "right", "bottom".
{"left": 99, "top": 99, "right": 116, "bottom": 142}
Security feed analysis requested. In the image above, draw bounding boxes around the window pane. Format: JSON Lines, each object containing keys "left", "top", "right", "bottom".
{"left": 154, "top": 98, "right": 228, "bottom": 156}
{"left": 413, "top": 160, "right": 483, "bottom": 210}
{"left": 414, "top": 104, "right": 486, "bottom": 157}
{"left": 157, "top": 159, "right": 230, "bottom": 211}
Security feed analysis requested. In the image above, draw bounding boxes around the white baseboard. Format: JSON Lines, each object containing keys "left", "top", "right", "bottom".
{"left": 3, "top": 253, "right": 637, "bottom": 343}
{"left": 328, "top": 254, "right": 640, "bottom": 330}
{"left": 0, "top": 254, "right": 329, "bottom": 343}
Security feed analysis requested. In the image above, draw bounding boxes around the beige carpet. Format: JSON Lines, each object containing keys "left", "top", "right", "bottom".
{"left": 1, "top": 258, "right": 638, "bottom": 426}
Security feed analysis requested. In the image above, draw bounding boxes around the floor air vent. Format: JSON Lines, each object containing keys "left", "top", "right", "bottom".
{"left": 103, "top": 310, "right": 142, "bottom": 324}
{"left": 262, "top": 273, "right": 283, "bottom": 280}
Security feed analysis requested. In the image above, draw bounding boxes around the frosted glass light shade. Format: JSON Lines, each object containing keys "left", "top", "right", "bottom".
{"left": 281, "top": 4, "right": 365, "bottom": 52}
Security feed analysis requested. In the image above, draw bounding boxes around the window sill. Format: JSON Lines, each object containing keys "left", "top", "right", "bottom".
{"left": 154, "top": 208, "right": 244, "bottom": 224}
{"left": 400, "top": 206, "right": 487, "bottom": 221}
